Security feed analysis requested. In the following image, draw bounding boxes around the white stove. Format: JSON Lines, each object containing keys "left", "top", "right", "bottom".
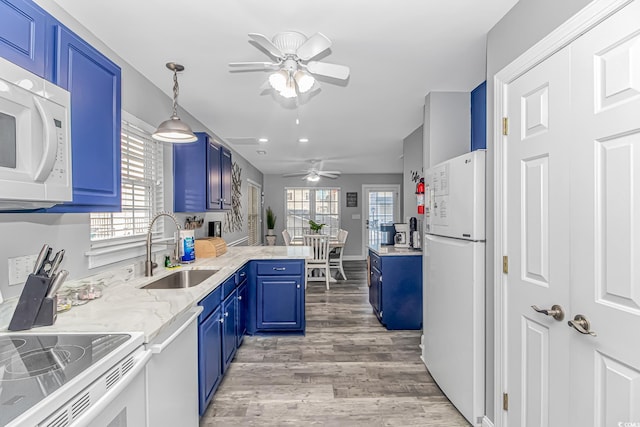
{"left": 0, "top": 332, "right": 147, "bottom": 427}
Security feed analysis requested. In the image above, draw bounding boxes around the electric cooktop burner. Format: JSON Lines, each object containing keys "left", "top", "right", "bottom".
{"left": 0, "top": 333, "right": 131, "bottom": 426}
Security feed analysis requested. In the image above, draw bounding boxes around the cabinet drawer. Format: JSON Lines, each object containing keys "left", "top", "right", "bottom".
{"left": 256, "top": 261, "right": 302, "bottom": 276}
{"left": 198, "top": 286, "right": 222, "bottom": 322}
{"left": 236, "top": 264, "right": 248, "bottom": 285}
{"left": 222, "top": 275, "right": 236, "bottom": 300}
{"left": 369, "top": 251, "right": 381, "bottom": 271}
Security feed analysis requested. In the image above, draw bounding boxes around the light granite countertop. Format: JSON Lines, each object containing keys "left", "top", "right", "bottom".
{"left": 368, "top": 244, "right": 423, "bottom": 256}
{"left": 0, "top": 246, "right": 312, "bottom": 343}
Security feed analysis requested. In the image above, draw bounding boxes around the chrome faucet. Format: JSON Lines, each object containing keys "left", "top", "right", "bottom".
{"left": 145, "top": 211, "right": 181, "bottom": 277}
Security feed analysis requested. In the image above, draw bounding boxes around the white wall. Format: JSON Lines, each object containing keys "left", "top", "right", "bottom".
{"left": 403, "top": 126, "right": 424, "bottom": 222}
{"left": 263, "top": 173, "right": 403, "bottom": 259}
{"left": 483, "top": 0, "right": 594, "bottom": 421}
{"left": 423, "top": 92, "right": 470, "bottom": 168}
{"left": 0, "top": 1, "right": 263, "bottom": 300}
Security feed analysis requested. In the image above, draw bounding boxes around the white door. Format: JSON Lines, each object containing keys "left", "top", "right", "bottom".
{"left": 505, "top": 46, "right": 573, "bottom": 427}
{"left": 504, "top": 2, "right": 640, "bottom": 426}
{"left": 569, "top": 2, "right": 640, "bottom": 425}
{"left": 247, "top": 181, "right": 261, "bottom": 245}
{"left": 362, "top": 185, "right": 400, "bottom": 255}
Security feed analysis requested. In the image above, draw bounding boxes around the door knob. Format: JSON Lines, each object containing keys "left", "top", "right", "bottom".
{"left": 568, "top": 314, "right": 597, "bottom": 336}
{"left": 531, "top": 304, "right": 565, "bottom": 321}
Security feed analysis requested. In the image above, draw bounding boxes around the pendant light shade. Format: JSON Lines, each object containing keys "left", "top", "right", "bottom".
{"left": 152, "top": 62, "right": 197, "bottom": 143}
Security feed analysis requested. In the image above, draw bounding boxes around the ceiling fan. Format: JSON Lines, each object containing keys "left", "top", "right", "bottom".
{"left": 229, "top": 31, "right": 350, "bottom": 98}
{"left": 282, "top": 162, "right": 342, "bottom": 181}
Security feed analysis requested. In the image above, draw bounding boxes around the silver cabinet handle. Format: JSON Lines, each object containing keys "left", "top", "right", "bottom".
{"left": 240, "top": 272, "right": 246, "bottom": 277}
{"left": 238, "top": 296, "right": 242, "bottom": 301}
{"left": 219, "top": 318, "right": 224, "bottom": 324}
{"left": 224, "top": 311, "right": 229, "bottom": 317}
{"left": 568, "top": 314, "right": 596, "bottom": 336}
{"left": 273, "top": 267, "right": 286, "bottom": 271}
{"left": 531, "top": 304, "right": 565, "bottom": 321}
{"left": 297, "top": 284, "right": 300, "bottom": 289}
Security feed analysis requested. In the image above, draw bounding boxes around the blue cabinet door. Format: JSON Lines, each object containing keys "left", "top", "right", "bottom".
{"left": 174, "top": 133, "right": 207, "bottom": 212}
{"left": 222, "top": 289, "right": 237, "bottom": 371}
{"left": 471, "top": 81, "right": 487, "bottom": 151}
{"left": 256, "top": 276, "right": 303, "bottom": 330}
{"left": 237, "top": 281, "right": 248, "bottom": 346}
{"left": 207, "top": 139, "right": 222, "bottom": 210}
{"left": 0, "top": 0, "right": 49, "bottom": 78}
{"left": 198, "top": 305, "right": 222, "bottom": 416}
{"left": 49, "top": 25, "right": 121, "bottom": 212}
{"left": 220, "top": 146, "right": 232, "bottom": 210}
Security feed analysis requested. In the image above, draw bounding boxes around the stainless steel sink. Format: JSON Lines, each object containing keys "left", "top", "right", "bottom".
{"left": 141, "top": 269, "right": 219, "bottom": 289}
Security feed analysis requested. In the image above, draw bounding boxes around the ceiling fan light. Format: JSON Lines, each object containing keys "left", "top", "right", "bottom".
{"left": 294, "top": 70, "right": 315, "bottom": 93}
{"left": 306, "top": 174, "right": 320, "bottom": 182}
{"left": 268, "top": 70, "right": 288, "bottom": 92}
{"left": 279, "top": 79, "right": 297, "bottom": 98}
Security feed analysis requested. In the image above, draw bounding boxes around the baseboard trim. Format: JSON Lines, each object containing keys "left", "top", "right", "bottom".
{"left": 343, "top": 255, "right": 365, "bottom": 261}
{"left": 482, "top": 416, "right": 494, "bottom": 427}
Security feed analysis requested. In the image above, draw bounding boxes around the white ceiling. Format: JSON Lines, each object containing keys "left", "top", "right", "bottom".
{"left": 50, "top": 0, "right": 517, "bottom": 175}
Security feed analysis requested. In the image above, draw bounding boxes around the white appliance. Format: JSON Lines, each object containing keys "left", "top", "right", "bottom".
{"left": 2, "top": 332, "right": 149, "bottom": 427}
{"left": 0, "top": 56, "right": 72, "bottom": 210}
{"left": 422, "top": 150, "right": 485, "bottom": 425}
{"left": 146, "top": 306, "right": 202, "bottom": 427}
{"left": 393, "top": 223, "right": 410, "bottom": 248}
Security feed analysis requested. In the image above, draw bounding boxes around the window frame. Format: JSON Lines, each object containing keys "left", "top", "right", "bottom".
{"left": 284, "top": 187, "right": 341, "bottom": 241}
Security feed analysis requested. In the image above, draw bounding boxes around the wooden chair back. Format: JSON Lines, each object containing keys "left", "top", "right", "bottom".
{"left": 282, "top": 229, "right": 292, "bottom": 246}
{"left": 303, "top": 234, "right": 330, "bottom": 262}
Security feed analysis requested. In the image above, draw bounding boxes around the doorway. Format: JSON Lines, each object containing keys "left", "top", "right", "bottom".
{"left": 362, "top": 185, "right": 400, "bottom": 257}
{"left": 247, "top": 180, "right": 261, "bottom": 246}
{"left": 495, "top": 1, "right": 640, "bottom": 426}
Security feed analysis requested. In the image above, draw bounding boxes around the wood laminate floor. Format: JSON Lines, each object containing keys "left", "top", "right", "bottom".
{"left": 200, "top": 261, "right": 470, "bottom": 426}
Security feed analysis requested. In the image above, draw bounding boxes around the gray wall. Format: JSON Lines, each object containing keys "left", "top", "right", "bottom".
{"left": 424, "top": 92, "right": 471, "bottom": 168}
{"left": 263, "top": 174, "right": 403, "bottom": 259}
{"left": 483, "top": 0, "right": 593, "bottom": 421}
{"left": 0, "top": 1, "right": 263, "bottom": 300}
{"left": 403, "top": 126, "right": 424, "bottom": 222}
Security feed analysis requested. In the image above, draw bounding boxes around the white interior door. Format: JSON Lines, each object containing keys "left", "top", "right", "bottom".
{"left": 247, "top": 181, "right": 261, "bottom": 245}
{"left": 505, "top": 45, "right": 572, "bottom": 427}
{"left": 503, "top": 2, "right": 640, "bottom": 426}
{"left": 362, "top": 185, "right": 400, "bottom": 256}
{"left": 569, "top": 2, "right": 640, "bottom": 425}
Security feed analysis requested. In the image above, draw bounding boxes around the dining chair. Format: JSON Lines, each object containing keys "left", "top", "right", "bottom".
{"left": 303, "top": 234, "right": 331, "bottom": 290}
{"left": 282, "top": 229, "right": 292, "bottom": 246}
{"left": 329, "top": 229, "right": 348, "bottom": 280}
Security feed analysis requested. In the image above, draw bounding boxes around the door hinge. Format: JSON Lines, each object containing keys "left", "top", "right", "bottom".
{"left": 503, "top": 392, "right": 509, "bottom": 411}
{"left": 503, "top": 256, "right": 509, "bottom": 274}
{"left": 502, "top": 117, "right": 509, "bottom": 136}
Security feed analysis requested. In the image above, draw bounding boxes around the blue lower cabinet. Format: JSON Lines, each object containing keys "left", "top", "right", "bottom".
{"left": 197, "top": 304, "right": 222, "bottom": 416}
{"left": 368, "top": 250, "right": 422, "bottom": 330}
{"left": 256, "top": 275, "right": 304, "bottom": 331}
{"left": 236, "top": 281, "right": 248, "bottom": 346}
{"left": 222, "top": 289, "right": 237, "bottom": 371}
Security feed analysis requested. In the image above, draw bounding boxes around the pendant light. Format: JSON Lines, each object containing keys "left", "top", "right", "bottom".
{"left": 152, "top": 62, "right": 197, "bottom": 143}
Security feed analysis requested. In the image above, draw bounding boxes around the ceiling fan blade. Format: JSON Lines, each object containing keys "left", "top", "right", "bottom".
{"left": 248, "top": 33, "right": 285, "bottom": 59}
{"left": 282, "top": 172, "right": 309, "bottom": 177}
{"left": 319, "top": 171, "right": 342, "bottom": 175}
{"left": 307, "top": 61, "right": 350, "bottom": 80}
{"left": 318, "top": 172, "right": 339, "bottom": 179}
{"left": 296, "top": 32, "right": 332, "bottom": 60}
{"left": 229, "top": 62, "right": 279, "bottom": 71}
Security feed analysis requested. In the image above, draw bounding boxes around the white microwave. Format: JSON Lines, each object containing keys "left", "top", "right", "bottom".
{"left": 0, "top": 56, "right": 72, "bottom": 210}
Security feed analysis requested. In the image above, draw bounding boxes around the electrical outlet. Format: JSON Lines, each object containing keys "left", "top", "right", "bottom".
{"left": 8, "top": 254, "right": 38, "bottom": 286}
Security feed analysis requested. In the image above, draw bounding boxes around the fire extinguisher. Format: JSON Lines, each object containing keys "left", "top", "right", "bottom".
{"left": 416, "top": 178, "right": 425, "bottom": 214}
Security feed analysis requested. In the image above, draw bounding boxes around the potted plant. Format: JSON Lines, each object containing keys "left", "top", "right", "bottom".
{"left": 308, "top": 219, "right": 325, "bottom": 234}
{"left": 266, "top": 206, "right": 276, "bottom": 235}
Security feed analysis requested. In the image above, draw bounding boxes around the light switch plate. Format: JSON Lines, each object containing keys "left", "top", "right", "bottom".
{"left": 8, "top": 254, "right": 38, "bottom": 286}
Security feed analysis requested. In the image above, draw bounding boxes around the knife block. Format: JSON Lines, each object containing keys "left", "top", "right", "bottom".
{"left": 8, "top": 274, "right": 54, "bottom": 331}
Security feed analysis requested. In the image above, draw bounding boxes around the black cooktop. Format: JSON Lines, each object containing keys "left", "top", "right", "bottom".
{"left": 0, "top": 333, "right": 130, "bottom": 426}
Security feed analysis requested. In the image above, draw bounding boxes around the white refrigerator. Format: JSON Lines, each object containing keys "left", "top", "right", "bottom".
{"left": 422, "top": 150, "right": 485, "bottom": 426}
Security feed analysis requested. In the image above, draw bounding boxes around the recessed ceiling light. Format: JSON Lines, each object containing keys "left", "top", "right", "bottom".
{"left": 298, "top": 138, "right": 309, "bottom": 143}
{"left": 258, "top": 138, "right": 268, "bottom": 143}
{"left": 256, "top": 150, "right": 267, "bottom": 155}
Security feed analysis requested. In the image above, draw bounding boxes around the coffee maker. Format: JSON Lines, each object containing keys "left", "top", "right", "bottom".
{"left": 409, "top": 217, "right": 421, "bottom": 249}
{"left": 393, "top": 223, "right": 410, "bottom": 248}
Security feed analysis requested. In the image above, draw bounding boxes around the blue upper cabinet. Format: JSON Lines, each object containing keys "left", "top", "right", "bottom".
{"left": 471, "top": 81, "right": 486, "bottom": 151}
{"left": 0, "top": 0, "right": 50, "bottom": 79}
{"left": 174, "top": 132, "right": 232, "bottom": 212}
{"left": 48, "top": 25, "right": 122, "bottom": 212}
